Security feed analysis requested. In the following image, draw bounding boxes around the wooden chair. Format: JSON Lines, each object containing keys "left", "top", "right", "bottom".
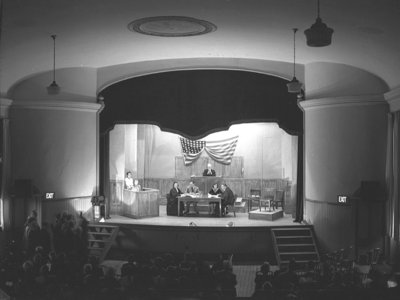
{"left": 248, "top": 189, "right": 261, "bottom": 211}
{"left": 224, "top": 195, "right": 237, "bottom": 217}
{"left": 259, "top": 188, "right": 275, "bottom": 211}
{"left": 271, "top": 190, "right": 285, "bottom": 211}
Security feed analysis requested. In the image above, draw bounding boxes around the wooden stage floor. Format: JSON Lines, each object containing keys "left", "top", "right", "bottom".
{"left": 104, "top": 205, "right": 299, "bottom": 227}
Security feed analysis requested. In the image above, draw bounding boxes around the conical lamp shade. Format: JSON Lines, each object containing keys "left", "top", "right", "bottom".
{"left": 47, "top": 35, "right": 61, "bottom": 94}
{"left": 47, "top": 80, "right": 61, "bottom": 94}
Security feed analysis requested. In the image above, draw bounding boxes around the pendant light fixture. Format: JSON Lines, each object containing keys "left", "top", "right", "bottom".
{"left": 304, "top": 0, "right": 334, "bottom": 47}
{"left": 287, "top": 28, "right": 302, "bottom": 94}
{"left": 47, "top": 34, "right": 61, "bottom": 94}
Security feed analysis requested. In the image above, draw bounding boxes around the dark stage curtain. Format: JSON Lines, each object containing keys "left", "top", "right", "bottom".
{"left": 100, "top": 70, "right": 302, "bottom": 138}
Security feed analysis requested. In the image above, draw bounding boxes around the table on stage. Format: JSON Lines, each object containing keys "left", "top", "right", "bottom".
{"left": 178, "top": 195, "right": 222, "bottom": 217}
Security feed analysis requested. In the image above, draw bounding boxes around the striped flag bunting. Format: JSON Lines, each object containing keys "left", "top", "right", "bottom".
{"left": 179, "top": 136, "right": 239, "bottom": 165}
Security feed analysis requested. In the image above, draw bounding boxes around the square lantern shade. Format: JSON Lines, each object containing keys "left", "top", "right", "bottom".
{"left": 287, "top": 77, "right": 302, "bottom": 93}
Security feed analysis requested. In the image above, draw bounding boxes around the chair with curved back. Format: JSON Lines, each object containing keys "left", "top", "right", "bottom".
{"left": 248, "top": 189, "right": 261, "bottom": 211}
{"left": 272, "top": 190, "right": 285, "bottom": 211}
{"left": 224, "top": 194, "right": 237, "bottom": 217}
{"left": 259, "top": 188, "right": 275, "bottom": 211}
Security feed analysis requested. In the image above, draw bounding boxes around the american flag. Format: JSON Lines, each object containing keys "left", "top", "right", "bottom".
{"left": 179, "top": 138, "right": 206, "bottom": 165}
{"left": 180, "top": 136, "right": 239, "bottom": 165}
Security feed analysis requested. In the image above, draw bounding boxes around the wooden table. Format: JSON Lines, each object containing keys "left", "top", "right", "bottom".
{"left": 189, "top": 176, "right": 222, "bottom": 195}
{"left": 178, "top": 195, "right": 222, "bottom": 217}
{"left": 244, "top": 196, "right": 272, "bottom": 212}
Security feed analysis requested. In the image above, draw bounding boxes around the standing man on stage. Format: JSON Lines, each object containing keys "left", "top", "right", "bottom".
{"left": 203, "top": 163, "right": 216, "bottom": 176}
{"left": 220, "top": 183, "right": 235, "bottom": 216}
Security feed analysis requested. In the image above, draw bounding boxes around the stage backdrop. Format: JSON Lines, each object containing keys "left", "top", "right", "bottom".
{"left": 109, "top": 122, "right": 298, "bottom": 215}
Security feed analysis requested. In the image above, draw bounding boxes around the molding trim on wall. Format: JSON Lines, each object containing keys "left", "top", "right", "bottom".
{"left": 41, "top": 196, "right": 93, "bottom": 223}
{"left": 384, "top": 86, "right": 400, "bottom": 112}
{"left": 11, "top": 101, "right": 102, "bottom": 113}
{"left": 41, "top": 195, "right": 93, "bottom": 203}
{"left": 0, "top": 98, "right": 13, "bottom": 118}
{"left": 299, "top": 94, "right": 387, "bottom": 111}
{"left": 97, "top": 57, "right": 304, "bottom": 92}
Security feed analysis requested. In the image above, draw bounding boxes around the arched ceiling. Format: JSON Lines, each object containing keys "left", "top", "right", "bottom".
{"left": 1, "top": 0, "right": 400, "bottom": 96}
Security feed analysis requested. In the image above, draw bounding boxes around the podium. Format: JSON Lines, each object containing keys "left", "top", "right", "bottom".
{"left": 190, "top": 176, "right": 222, "bottom": 195}
{"left": 122, "top": 188, "right": 159, "bottom": 218}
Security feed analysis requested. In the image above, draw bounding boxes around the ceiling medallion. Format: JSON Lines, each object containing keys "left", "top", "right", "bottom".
{"left": 128, "top": 16, "right": 217, "bottom": 37}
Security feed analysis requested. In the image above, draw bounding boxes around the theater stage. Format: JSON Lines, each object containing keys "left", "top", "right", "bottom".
{"left": 104, "top": 204, "right": 297, "bottom": 227}
{"left": 99, "top": 205, "right": 307, "bottom": 264}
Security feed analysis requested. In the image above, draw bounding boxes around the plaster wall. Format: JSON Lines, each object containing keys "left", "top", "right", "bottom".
{"left": 10, "top": 105, "right": 99, "bottom": 199}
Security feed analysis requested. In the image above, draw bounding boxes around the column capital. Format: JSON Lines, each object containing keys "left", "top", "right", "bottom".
{"left": 11, "top": 100, "right": 102, "bottom": 113}
{"left": 0, "top": 98, "right": 13, "bottom": 118}
{"left": 299, "top": 94, "right": 386, "bottom": 112}
{"left": 384, "top": 86, "right": 400, "bottom": 112}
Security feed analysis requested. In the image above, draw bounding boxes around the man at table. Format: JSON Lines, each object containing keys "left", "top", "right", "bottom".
{"left": 220, "top": 183, "right": 235, "bottom": 216}
{"left": 184, "top": 181, "right": 200, "bottom": 215}
{"left": 208, "top": 183, "right": 221, "bottom": 215}
{"left": 203, "top": 163, "right": 216, "bottom": 176}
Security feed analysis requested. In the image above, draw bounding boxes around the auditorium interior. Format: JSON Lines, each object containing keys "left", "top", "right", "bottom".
{"left": 0, "top": 0, "right": 400, "bottom": 299}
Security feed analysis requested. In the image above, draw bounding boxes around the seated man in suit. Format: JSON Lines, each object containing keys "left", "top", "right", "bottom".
{"left": 184, "top": 181, "right": 200, "bottom": 215}
{"left": 208, "top": 183, "right": 221, "bottom": 215}
{"left": 203, "top": 163, "right": 216, "bottom": 176}
{"left": 220, "top": 183, "right": 235, "bottom": 216}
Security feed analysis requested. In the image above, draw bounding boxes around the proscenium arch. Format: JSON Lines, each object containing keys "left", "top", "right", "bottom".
{"left": 98, "top": 68, "right": 304, "bottom": 220}
{"left": 99, "top": 69, "right": 303, "bottom": 138}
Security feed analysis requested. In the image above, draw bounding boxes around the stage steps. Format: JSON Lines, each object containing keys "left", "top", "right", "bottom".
{"left": 271, "top": 226, "right": 320, "bottom": 267}
{"left": 87, "top": 223, "right": 119, "bottom": 262}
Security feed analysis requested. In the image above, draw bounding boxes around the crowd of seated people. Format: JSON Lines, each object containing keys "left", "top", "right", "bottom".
{"left": 252, "top": 248, "right": 400, "bottom": 300}
{"left": 0, "top": 210, "right": 238, "bottom": 299}
{"left": 117, "top": 251, "right": 237, "bottom": 300}
{"left": 0, "top": 211, "right": 91, "bottom": 299}
{"left": 3, "top": 209, "right": 399, "bottom": 300}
